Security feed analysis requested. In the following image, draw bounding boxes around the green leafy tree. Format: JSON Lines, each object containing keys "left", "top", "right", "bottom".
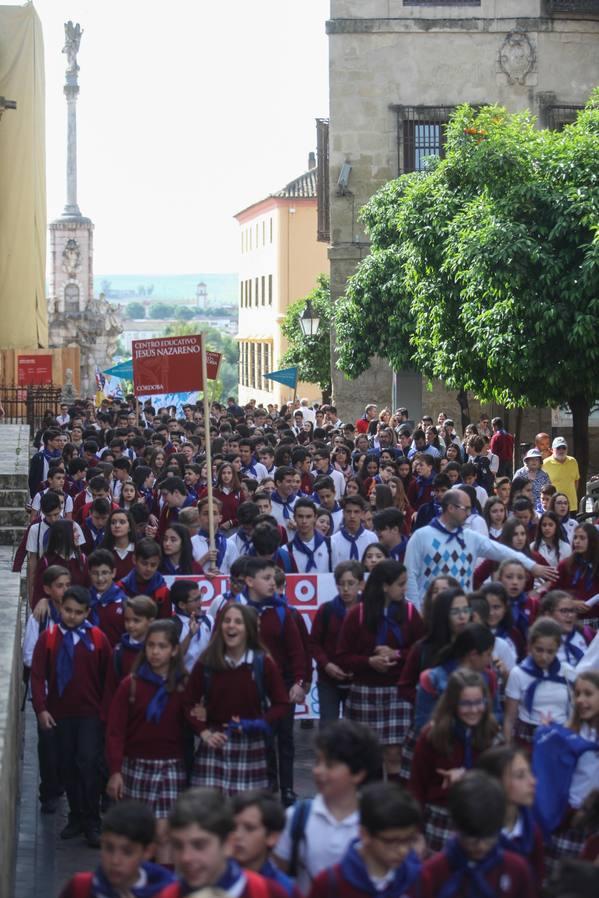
{"left": 175, "top": 305, "right": 195, "bottom": 321}
{"left": 281, "top": 274, "right": 332, "bottom": 403}
{"left": 126, "top": 301, "right": 146, "bottom": 319}
{"left": 162, "top": 322, "right": 238, "bottom": 400}
{"left": 335, "top": 94, "right": 599, "bottom": 486}
{"left": 149, "top": 302, "right": 177, "bottom": 319}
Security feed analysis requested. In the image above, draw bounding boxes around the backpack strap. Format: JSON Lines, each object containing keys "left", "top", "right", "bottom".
{"left": 244, "top": 870, "right": 270, "bottom": 898}
{"left": 252, "top": 651, "right": 269, "bottom": 712}
{"left": 320, "top": 601, "right": 334, "bottom": 643}
{"left": 69, "top": 872, "right": 93, "bottom": 898}
{"left": 113, "top": 645, "right": 123, "bottom": 680}
{"left": 288, "top": 798, "right": 312, "bottom": 878}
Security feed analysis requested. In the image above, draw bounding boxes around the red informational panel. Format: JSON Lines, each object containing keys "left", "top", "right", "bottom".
{"left": 17, "top": 354, "right": 53, "bottom": 385}
{"left": 131, "top": 335, "right": 221, "bottom": 395}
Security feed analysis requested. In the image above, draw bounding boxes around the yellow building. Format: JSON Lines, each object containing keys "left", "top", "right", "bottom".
{"left": 234, "top": 158, "right": 329, "bottom": 409}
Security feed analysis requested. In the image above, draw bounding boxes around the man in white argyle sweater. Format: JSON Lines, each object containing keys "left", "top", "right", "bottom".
{"left": 405, "top": 489, "right": 557, "bottom": 610}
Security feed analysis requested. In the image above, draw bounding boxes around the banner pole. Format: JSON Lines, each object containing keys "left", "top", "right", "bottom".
{"left": 201, "top": 335, "right": 216, "bottom": 568}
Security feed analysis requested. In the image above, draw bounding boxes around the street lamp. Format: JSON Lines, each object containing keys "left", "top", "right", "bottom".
{"left": 299, "top": 300, "right": 320, "bottom": 338}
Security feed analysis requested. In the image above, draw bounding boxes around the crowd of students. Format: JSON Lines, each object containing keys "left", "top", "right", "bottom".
{"left": 19, "top": 395, "right": 599, "bottom": 896}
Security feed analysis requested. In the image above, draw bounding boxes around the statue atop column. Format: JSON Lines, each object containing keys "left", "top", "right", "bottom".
{"left": 62, "top": 21, "right": 83, "bottom": 73}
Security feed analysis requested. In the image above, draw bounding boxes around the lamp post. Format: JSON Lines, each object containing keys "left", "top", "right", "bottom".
{"left": 298, "top": 300, "right": 320, "bottom": 338}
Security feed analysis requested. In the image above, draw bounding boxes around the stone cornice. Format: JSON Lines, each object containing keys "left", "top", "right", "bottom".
{"left": 326, "top": 16, "right": 599, "bottom": 33}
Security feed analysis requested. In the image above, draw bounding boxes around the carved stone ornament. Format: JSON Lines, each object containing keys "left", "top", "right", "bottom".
{"left": 499, "top": 31, "right": 535, "bottom": 86}
{"left": 62, "top": 238, "right": 81, "bottom": 277}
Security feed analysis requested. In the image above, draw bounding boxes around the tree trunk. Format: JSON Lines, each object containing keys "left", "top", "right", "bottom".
{"left": 321, "top": 385, "right": 332, "bottom": 405}
{"left": 456, "top": 389, "right": 471, "bottom": 433}
{"left": 513, "top": 407, "right": 523, "bottom": 473}
{"left": 568, "top": 395, "right": 590, "bottom": 503}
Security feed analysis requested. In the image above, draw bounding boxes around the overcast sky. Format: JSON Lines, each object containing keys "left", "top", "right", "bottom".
{"left": 29, "top": 0, "right": 330, "bottom": 274}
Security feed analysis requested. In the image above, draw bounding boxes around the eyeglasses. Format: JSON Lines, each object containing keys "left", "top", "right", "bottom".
{"left": 450, "top": 503, "right": 472, "bottom": 512}
{"left": 458, "top": 698, "right": 487, "bottom": 710}
{"left": 450, "top": 606, "right": 472, "bottom": 617}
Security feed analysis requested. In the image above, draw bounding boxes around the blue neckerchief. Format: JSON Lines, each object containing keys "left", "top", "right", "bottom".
{"left": 521, "top": 656, "right": 568, "bottom": 713}
{"left": 120, "top": 633, "right": 144, "bottom": 653}
{"left": 430, "top": 518, "right": 466, "bottom": 550}
{"left": 416, "top": 473, "right": 434, "bottom": 501}
{"left": 329, "top": 594, "right": 348, "bottom": 620}
{"left": 56, "top": 622, "right": 94, "bottom": 696}
{"left": 140, "top": 486, "right": 154, "bottom": 510}
{"left": 236, "top": 529, "right": 253, "bottom": 554}
{"left": 271, "top": 491, "right": 297, "bottom": 519}
{"left": 89, "top": 584, "right": 123, "bottom": 626}
{"left": 245, "top": 592, "right": 287, "bottom": 616}
{"left": 339, "top": 839, "right": 421, "bottom": 898}
{"left": 563, "top": 631, "right": 585, "bottom": 665}
{"left": 340, "top": 526, "right": 364, "bottom": 560}
{"left": 452, "top": 721, "right": 474, "bottom": 769}
{"left": 376, "top": 601, "right": 405, "bottom": 648}
{"left": 511, "top": 593, "right": 532, "bottom": 640}
{"left": 176, "top": 610, "right": 211, "bottom": 641}
{"left": 161, "top": 556, "right": 183, "bottom": 575}
{"left": 499, "top": 807, "right": 535, "bottom": 858}
{"left": 215, "top": 859, "right": 246, "bottom": 893}
{"left": 241, "top": 458, "right": 259, "bottom": 478}
{"left": 42, "top": 447, "right": 62, "bottom": 463}
{"left": 84, "top": 515, "right": 105, "bottom": 547}
{"left": 92, "top": 861, "right": 175, "bottom": 898}
{"left": 260, "top": 859, "right": 296, "bottom": 897}
{"left": 438, "top": 837, "right": 503, "bottom": 898}
{"left": 390, "top": 536, "right": 409, "bottom": 562}
{"left": 291, "top": 532, "right": 326, "bottom": 571}
{"left": 121, "top": 569, "right": 166, "bottom": 597}
{"left": 70, "top": 478, "right": 86, "bottom": 494}
{"left": 198, "top": 529, "right": 227, "bottom": 568}
{"left": 136, "top": 662, "right": 172, "bottom": 723}
{"left": 48, "top": 601, "right": 61, "bottom": 625}
{"left": 572, "top": 555, "right": 595, "bottom": 590}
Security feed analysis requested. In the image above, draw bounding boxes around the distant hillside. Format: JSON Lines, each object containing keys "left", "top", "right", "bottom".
{"left": 94, "top": 273, "right": 238, "bottom": 304}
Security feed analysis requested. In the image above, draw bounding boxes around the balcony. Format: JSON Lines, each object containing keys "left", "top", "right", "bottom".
{"left": 546, "top": 0, "right": 599, "bottom": 15}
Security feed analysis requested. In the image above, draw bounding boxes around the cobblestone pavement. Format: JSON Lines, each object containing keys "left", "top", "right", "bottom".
{"left": 14, "top": 705, "right": 318, "bottom": 898}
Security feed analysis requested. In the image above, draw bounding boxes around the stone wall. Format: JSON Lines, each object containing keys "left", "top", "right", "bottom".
{"left": 327, "top": 1, "right": 599, "bottom": 422}
{"left": 0, "top": 425, "right": 29, "bottom": 898}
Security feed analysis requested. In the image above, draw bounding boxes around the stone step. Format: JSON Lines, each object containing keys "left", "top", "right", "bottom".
{"left": 0, "top": 508, "right": 28, "bottom": 527}
{"left": 0, "top": 474, "right": 29, "bottom": 490}
{"left": 0, "top": 526, "right": 25, "bottom": 546}
{"left": 0, "top": 489, "right": 29, "bottom": 508}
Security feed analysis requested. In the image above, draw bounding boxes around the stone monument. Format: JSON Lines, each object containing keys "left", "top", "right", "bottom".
{"left": 47, "top": 21, "right": 122, "bottom": 397}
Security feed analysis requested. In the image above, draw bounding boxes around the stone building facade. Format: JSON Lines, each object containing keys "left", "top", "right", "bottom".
{"left": 326, "top": 0, "right": 599, "bottom": 436}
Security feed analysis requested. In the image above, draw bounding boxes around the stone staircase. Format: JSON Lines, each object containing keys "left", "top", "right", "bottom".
{"left": 0, "top": 426, "right": 30, "bottom": 550}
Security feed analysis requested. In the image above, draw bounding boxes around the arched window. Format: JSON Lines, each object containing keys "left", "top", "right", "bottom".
{"left": 64, "top": 283, "right": 80, "bottom": 313}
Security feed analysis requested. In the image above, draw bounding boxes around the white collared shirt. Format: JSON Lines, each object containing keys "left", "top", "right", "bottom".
{"left": 275, "top": 793, "right": 359, "bottom": 894}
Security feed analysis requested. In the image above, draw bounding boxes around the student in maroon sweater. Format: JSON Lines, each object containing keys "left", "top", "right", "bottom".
{"left": 106, "top": 620, "right": 187, "bottom": 864}
{"left": 87, "top": 549, "right": 126, "bottom": 647}
{"left": 336, "top": 559, "right": 424, "bottom": 780}
{"left": 31, "top": 585, "right": 112, "bottom": 848}
{"left": 309, "top": 783, "right": 423, "bottom": 898}
{"left": 410, "top": 771, "right": 534, "bottom": 898}
{"left": 32, "top": 519, "right": 90, "bottom": 609}
{"left": 408, "top": 669, "right": 500, "bottom": 853}
{"left": 159, "top": 788, "right": 288, "bottom": 898}
{"left": 183, "top": 602, "right": 289, "bottom": 795}
{"left": 100, "top": 508, "right": 137, "bottom": 580}
{"left": 241, "top": 556, "right": 307, "bottom": 805}
{"left": 476, "top": 746, "right": 545, "bottom": 890}
{"left": 58, "top": 800, "right": 175, "bottom": 898}
{"left": 102, "top": 595, "right": 157, "bottom": 716}
{"left": 154, "top": 476, "right": 197, "bottom": 541}
{"left": 310, "top": 560, "right": 363, "bottom": 725}
{"left": 80, "top": 497, "right": 111, "bottom": 556}
{"left": 117, "top": 538, "right": 172, "bottom": 619}
{"left": 555, "top": 523, "right": 599, "bottom": 624}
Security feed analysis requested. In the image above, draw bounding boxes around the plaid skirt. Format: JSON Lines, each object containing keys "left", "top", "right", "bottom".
{"left": 424, "top": 803, "right": 454, "bottom": 854}
{"left": 345, "top": 685, "right": 413, "bottom": 746}
{"left": 398, "top": 726, "right": 418, "bottom": 785}
{"left": 514, "top": 719, "right": 537, "bottom": 750}
{"left": 191, "top": 730, "right": 269, "bottom": 795}
{"left": 122, "top": 757, "right": 186, "bottom": 818}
